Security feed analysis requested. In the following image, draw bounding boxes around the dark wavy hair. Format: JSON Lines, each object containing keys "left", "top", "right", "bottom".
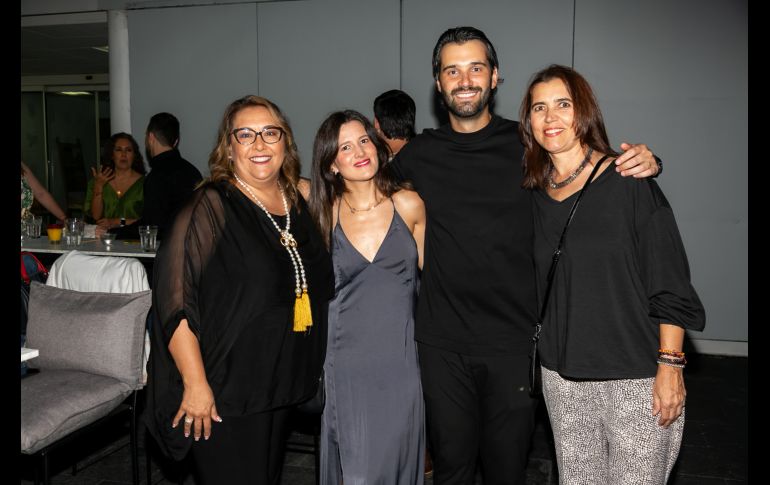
{"left": 100, "top": 132, "right": 146, "bottom": 174}
{"left": 519, "top": 64, "right": 618, "bottom": 190}
{"left": 206, "top": 95, "right": 301, "bottom": 205}
{"left": 309, "top": 110, "right": 405, "bottom": 246}
{"left": 373, "top": 89, "right": 416, "bottom": 141}
{"left": 432, "top": 26, "right": 499, "bottom": 81}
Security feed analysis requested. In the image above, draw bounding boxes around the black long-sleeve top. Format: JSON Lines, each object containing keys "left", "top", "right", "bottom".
{"left": 113, "top": 149, "right": 202, "bottom": 240}
{"left": 532, "top": 166, "right": 705, "bottom": 379}
{"left": 144, "top": 182, "right": 334, "bottom": 460}
{"left": 391, "top": 116, "right": 537, "bottom": 355}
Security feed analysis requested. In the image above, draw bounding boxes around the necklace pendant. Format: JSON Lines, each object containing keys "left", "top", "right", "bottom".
{"left": 280, "top": 232, "right": 297, "bottom": 248}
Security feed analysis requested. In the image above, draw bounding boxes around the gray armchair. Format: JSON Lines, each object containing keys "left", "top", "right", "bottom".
{"left": 21, "top": 281, "right": 151, "bottom": 485}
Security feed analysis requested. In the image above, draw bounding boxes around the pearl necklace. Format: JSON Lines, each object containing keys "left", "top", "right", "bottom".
{"left": 233, "top": 173, "right": 312, "bottom": 331}
{"left": 548, "top": 148, "right": 593, "bottom": 190}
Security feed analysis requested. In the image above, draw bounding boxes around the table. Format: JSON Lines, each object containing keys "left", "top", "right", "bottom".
{"left": 21, "top": 347, "right": 39, "bottom": 362}
{"left": 21, "top": 236, "right": 157, "bottom": 258}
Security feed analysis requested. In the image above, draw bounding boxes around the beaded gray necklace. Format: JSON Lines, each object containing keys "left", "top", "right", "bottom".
{"left": 548, "top": 148, "right": 593, "bottom": 190}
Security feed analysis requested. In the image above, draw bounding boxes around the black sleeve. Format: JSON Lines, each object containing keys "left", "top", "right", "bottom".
{"left": 152, "top": 186, "right": 226, "bottom": 345}
{"left": 653, "top": 155, "right": 663, "bottom": 178}
{"left": 145, "top": 168, "right": 202, "bottom": 240}
{"left": 636, "top": 180, "right": 705, "bottom": 331}
{"left": 111, "top": 219, "right": 140, "bottom": 239}
{"left": 113, "top": 166, "right": 202, "bottom": 240}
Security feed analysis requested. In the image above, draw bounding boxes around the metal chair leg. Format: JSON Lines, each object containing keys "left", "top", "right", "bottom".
{"left": 32, "top": 453, "right": 41, "bottom": 485}
{"left": 146, "top": 435, "right": 153, "bottom": 485}
{"left": 313, "top": 432, "right": 320, "bottom": 485}
{"left": 41, "top": 449, "right": 50, "bottom": 485}
{"left": 130, "top": 392, "right": 139, "bottom": 485}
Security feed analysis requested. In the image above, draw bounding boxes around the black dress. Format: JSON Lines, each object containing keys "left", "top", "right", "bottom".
{"left": 145, "top": 181, "right": 334, "bottom": 464}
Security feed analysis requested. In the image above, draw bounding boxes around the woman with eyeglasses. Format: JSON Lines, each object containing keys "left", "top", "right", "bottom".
{"left": 85, "top": 132, "right": 145, "bottom": 229}
{"left": 144, "top": 95, "right": 334, "bottom": 484}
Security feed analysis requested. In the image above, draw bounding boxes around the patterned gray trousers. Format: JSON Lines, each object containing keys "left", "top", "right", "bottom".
{"left": 541, "top": 366, "right": 684, "bottom": 484}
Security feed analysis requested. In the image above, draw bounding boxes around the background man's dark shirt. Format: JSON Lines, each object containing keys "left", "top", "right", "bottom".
{"left": 114, "top": 149, "right": 202, "bottom": 240}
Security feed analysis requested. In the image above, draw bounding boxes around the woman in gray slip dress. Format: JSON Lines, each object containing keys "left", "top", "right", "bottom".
{"left": 309, "top": 110, "right": 427, "bottom": 485}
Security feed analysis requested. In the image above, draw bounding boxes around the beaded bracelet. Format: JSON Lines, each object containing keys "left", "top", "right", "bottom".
{"left": 658, "top": 352, "right": 687, "bottom": 362}
{"left": 659, "top": 349, "right": 685, "bottom": 358}
{"left": 657, "top": 351, "right": 687, "bottom": 367}
{"left": 659, "top": 358, "right": 687, "bottom": 367}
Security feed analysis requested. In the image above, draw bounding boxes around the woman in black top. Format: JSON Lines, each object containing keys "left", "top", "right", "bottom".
{"left": 519, "top": 65, "right": 705, "bottom": 484}
{"left": 145, "top": 95, "right": 334, "bottom": 484}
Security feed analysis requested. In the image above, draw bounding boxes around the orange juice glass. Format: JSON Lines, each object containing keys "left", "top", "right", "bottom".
{"left": 47, "top": 224, "right": 63, "bottom": 243}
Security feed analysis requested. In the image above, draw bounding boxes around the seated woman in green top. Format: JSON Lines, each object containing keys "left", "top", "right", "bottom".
{"left": 85, "top": 132, "right": 146, "bottom": 229}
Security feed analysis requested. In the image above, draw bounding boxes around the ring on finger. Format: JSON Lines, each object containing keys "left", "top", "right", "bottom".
{"left": 184, "top": 416, "right": 193, "bottom": 424}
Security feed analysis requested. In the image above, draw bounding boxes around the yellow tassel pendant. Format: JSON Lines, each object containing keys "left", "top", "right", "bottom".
{"left": 293, "top": 289, "right": 313, "bottom": 332}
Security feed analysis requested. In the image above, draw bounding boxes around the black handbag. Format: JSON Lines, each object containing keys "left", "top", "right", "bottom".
{"left": 529, "top": 155, "right": 608, "bottom": 397}
{"left": 296, "top": 370, "right": 325, "bottom": 414}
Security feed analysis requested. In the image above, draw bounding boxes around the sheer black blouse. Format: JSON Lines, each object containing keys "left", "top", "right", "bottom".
{"left": 145, "top": 181, "right": 333, "bottom": 460}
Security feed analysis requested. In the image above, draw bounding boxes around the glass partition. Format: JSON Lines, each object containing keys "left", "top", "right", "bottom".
{"left": 20, "top": 88, "right": 109, "bottom": 220}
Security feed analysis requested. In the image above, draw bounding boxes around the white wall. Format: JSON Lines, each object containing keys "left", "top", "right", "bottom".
{"left": 128, "top": 3, "right": 260, "bottom": 170}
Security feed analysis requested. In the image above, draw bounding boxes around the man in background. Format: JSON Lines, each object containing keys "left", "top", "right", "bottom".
{"left": 374, "top": 87, "right": 436, "bottom": 478}
{"left": 112, "top": 112, "right": 202, "bottom": 240}
{"left": 373, "top": 89, "right": 417, "bottom": 158}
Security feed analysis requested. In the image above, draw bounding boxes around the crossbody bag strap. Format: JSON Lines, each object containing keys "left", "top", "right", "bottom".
{"left": 533, "top": 155, "right": 609, "bottom": 341}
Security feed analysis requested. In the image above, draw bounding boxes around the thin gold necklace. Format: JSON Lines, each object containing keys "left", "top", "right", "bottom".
{"left": 342, "top": 194, "right": 385, "bottom": 214}
{"left": 112, "top": 171, "right": 133, "bottom": 198}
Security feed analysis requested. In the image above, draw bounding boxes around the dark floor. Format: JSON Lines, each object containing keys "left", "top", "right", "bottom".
{"left": 20, "top": 354, "right": 747, "bottom": 484}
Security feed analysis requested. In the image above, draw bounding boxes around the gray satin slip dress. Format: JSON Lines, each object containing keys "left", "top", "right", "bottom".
{"left": 320, "top": 201, "right": 425, "bottom": 485}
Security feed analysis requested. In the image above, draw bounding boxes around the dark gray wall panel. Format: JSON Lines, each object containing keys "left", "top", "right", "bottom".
{"left": 574, "top": 0, "right": 747, "bottom": 342}
{"left": 256, "top": 0, "right": 400, "bottom": 173}
{"left": 401, "top": 0, "right": 574, "bottom": 131}
{"left": 128, "top": 3, "right": 260, "bottom": 175}
{"left": 111, "top": 0, "right": 745, "bottom": 348}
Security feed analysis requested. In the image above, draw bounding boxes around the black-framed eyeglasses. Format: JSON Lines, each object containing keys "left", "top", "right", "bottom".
{"left": 230, "top": 126, "right": 285, "bottom": 145}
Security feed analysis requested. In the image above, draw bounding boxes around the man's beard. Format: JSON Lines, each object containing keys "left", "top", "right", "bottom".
{"left": 443, "top": 85, "right": 491, "bottom": 119}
